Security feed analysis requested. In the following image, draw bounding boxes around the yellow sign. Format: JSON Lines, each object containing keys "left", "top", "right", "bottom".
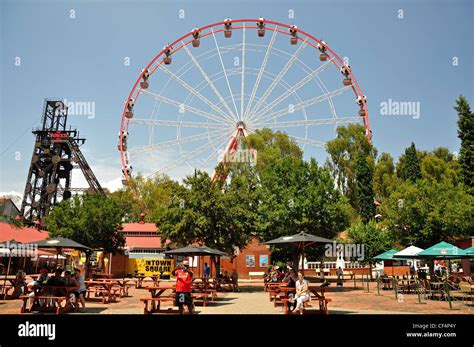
{"left": 128, "top": 258, "right": 174, "bottom": 277}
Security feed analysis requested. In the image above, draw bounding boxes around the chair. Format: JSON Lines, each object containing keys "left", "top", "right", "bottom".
{"left": 450, "top": 282, "right": 473, "bottom": 305}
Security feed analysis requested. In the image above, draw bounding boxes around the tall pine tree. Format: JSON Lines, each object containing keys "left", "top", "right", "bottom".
{"left": 455, "top": 95, "right": 473, "bottom": 190}
{"left": 355, "top": 153, "right": 375, "bottom": 224}
{"left": 401, "top": 142, "right": 422, "bottom": 183}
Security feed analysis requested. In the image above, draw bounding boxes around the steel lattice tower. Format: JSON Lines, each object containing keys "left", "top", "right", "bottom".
{"left": 20, "top": 99, "right": 104, "bottom": 226}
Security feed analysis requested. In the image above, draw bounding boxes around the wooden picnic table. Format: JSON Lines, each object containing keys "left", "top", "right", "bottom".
{"left": 85, "top": 280, "right": 119, "bottom": 303}
{"left": 92, "top": 273, "right": 114, "bottom": 279}
{"left": 276, "top": 284, "right": 330, "bottom": 314}
{"left": 142, "top": 283, "right": 177, "bottom": 314}
{"left": 135, "top": 275, "right": 160, "bottom": 289}
{"left": 20, "top": 285, "right": 78, "bottom": 314}
{"left": 93, "top": 278, "right": 134, "bottom": 297}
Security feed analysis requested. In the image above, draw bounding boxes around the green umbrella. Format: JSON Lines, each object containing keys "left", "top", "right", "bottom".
{"left": 373, "top": 249, "right": 411, "bottom": 261}
{"left": 417, "top": 242, "right": 466, "bottom": 259}
{"left": 462, "top": 246, "right": 474, "bottom": 258}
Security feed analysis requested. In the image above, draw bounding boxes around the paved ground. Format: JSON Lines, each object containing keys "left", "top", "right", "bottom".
{"left": 0, "top": 280, "right": 472, "bottom": 315}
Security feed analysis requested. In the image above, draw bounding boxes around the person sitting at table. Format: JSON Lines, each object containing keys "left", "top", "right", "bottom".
{"left": 11, "top": 270, "right": 27, "bottom": 299}
{"left": 64, "top": 271, "right": 79, "bottom": 309}
{"left": 230, "top": 269, "right": 239, "bottom": 292}
{"left": 172, "top": 261, "right": 194, "bottom": 314}
{"left": 283, "top": 269, "right": 297, "bottom": 312}
{"left": 73, "top": 268, "right": 87, "bottom": 312}
{"left": 290, "top": 272, "right": 311, "bottom": 315}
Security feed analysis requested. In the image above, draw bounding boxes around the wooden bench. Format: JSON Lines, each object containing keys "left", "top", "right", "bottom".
{"left": 281, "top": 297, "right": 332, "bottom": 314}
{"left": 85, "top": 287, "right": 119, "bottom": 303}
{"left": 249, "top": 271, "right": 265, "bottom": 280}
{"left": 0, "top": 285, "right": 14, "bottom": 299}
{"left": 20, "top": 295, "right": 68, "bottom": 314}
{"left": 140, "top": 297, "right": 177, "bottom": 314}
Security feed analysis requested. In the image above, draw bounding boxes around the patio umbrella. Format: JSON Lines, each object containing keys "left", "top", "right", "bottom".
{"left": 416, "top": 242, "right": 466, "bottom": 259}
{"left": 262, "top": 231, "right": 333, "bottom": 274}
{"left": 26, "top": 237, "right": 91, "bottom": 269}
{"left": 373, "top": 249, "right": 412, "bottom": 276}
{"left": 462, "top": 246, "right": 474, "bottom": 258}
{"left": 393, "top": 245, "right": 424, "bottom": 259}
{"left": 164, "top": 246, "right": 228, "bottom": 277}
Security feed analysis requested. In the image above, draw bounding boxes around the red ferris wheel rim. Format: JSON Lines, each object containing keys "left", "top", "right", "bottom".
{"left": 119, "top": 18, "right": 371, "bottom": 188}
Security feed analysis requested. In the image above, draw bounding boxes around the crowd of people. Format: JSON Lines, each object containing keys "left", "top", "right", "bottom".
{"left": 7, "top": 267, "right": 87, "bottom": 311}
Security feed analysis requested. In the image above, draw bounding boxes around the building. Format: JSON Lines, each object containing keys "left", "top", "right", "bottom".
{"left": 0, "top": 198, "right": 21, "bottom": 218}
{"left": 110, "top": 221, "right": 172, "bottom": 277}
{"left": 0, "top": 222, "right": 49, "bottom": 274}
{"left": 220, "top": 237, "right": 271, "bottom": 279}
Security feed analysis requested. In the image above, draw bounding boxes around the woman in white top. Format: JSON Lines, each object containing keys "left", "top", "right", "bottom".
{"left": 292, "top": 272, "right": 311, "bottom": 314}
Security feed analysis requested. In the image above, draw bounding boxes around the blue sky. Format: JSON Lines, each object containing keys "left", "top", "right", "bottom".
{"left": 0, "top": 0, "right": 472, "bottom": 196}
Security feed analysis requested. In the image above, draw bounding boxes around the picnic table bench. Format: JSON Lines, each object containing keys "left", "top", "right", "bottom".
{"left": 276, "top": 285, "right": 331, "bottom": 314}
{"left": 135, "top": 275, "right": 160, "bottom": 289}
{"left": 93, "top": 278, "right": 134, "bottom": 297}
{"left": 85, "top": 280, "right": 119, "bottom": 303}
{"left": 142, "top": 283, "right": 179, "bottom": 314}
{"left": 20, "top": 285, "right": 78, "bottom": 314}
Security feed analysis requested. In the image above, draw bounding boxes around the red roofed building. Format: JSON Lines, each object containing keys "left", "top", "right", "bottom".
{"left": 0, "top": 222, "right": 48, "bottom": 243}
{"left": 110, "top": 221, "right": 172, "bottom": 277}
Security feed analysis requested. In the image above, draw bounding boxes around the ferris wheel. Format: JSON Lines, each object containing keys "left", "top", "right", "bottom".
{"left": 118, "top": 18, "right": 371, "bottom": 194}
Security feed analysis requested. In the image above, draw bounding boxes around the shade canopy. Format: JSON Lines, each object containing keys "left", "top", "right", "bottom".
{"left": 393, "top": 245, "right": 424, "bottom": 258}
{"left": 461, "top": 246, "right": 474, "bottom": 258}
{"left": 164, "top": 245, "right": 228, "bottom": 257}
{"left": 417, "top": 242, "right": 466, "bottom": 259}
{"left": 373, "top": 249, "right": 411, "bottom": 261}
{"left": 27, "top": 237, "right": 91, "bottom": 250}
{"left": 262, "top": 231, "right": 333, "bottom": 246}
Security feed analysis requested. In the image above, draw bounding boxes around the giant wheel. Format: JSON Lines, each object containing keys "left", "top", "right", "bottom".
{"left": 118, "top": 18, "right": 371, "bottom": 199}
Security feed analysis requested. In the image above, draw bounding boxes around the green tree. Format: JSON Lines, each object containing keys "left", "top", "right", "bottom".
{"left": 398, "top": 142, "right": 422, "bottom": 183}
{"left": 326, "top": 124, "right": 377, "bottom": 209}
{"left": 421, "top": 147, "right": 460, "bottom": 185}
{"left": 379, "top": 179, "right": 473, "bottom": 248}
{"left": 109, "top": 174, "right": 183, "bottom": 222}
{"left": 374, "top": 152, "right": 398, "bottom": 200}
{"left": 347, "top": 220, "right": 393, "bottom": 266}
{"left": 355, "top": 153, "right": 375, "bottom": 224}
{"left": 154, "top": 170, "right": 255, "bottom": 256}
{"left": 46, "top": 193, "right": 125, "bottom": 275}
{"left": 455, "top": 95, "right": 473, "bottom": 190}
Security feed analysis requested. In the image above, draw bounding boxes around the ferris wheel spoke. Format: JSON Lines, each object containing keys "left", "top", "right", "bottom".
{"left": 129, "top": 118, "right": 229, "bottom": 129}
{"left": 255, "top": 85, "right": 352, "bottom": 125}
{"left": 140, "top": 89, "right": 229, "bottom": 125}
{"left": 240, "top": 24, "right": 246, "bottom": 119}
{"left": 211, "top": 29, "right": 240, "bottom": 120}
{"left": 128, "top": 128, "right": 228, "bottom": 155}
{"left": 246, "top": 39, "right": 308, "bottom": 123}
{"left": 244, "top": 27, "right": 278, "bottom": 121}
{"left": 254, "top": 60, "right": 333, "bottom": 118}
{"left": 257, "top": 116, "right": 360, "bottom": 129}
{"left": 158, "top": 65, "right": 236, "bottom": 124}
{"left": 289, "top": 136, "right": 326, "bottom": 149}
{"left": 201, "top": 136, "right": 231, "bottom": 169}
{"left": 182, "top": 43, "right": 238, "bottom": 121}
{"left": 148, "top": 130, "right": 233, "bottom": 177}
